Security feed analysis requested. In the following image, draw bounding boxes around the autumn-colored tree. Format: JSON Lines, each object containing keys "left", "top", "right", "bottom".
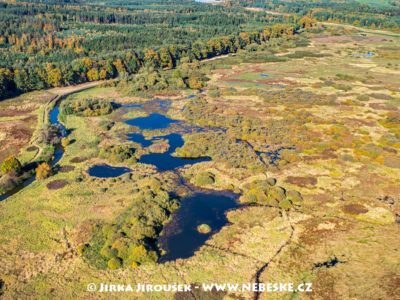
{"left": 187, "top": 76, "right": 204, "bottom": 89}
{"left": 299, "top": 16, "right": 316, "bottom": 29}
{"left": 87, "top": 68, "right": 99, "bottom": 81}
{"left": 263, "top": 27, "right": 271, "bottom": 41}
{"left": 36, "top": 162, "right": 51, "bottom": 180}
{"left": 144, "top": 49, "right": 160, "bottom": 67}
{"left": 0, "top": 156, "right": 22, "bottom": 175}
{"left": 113, "top": 59, "right": 126, "bottom": 76}
{"left": 99, "top": 69, "right": 108, "bottom": 80}
{"left": 46, "top": 64, "right": 62, "bottom": 87}
{"left": 159, "top": 48, "right": 174, "bottom": 69}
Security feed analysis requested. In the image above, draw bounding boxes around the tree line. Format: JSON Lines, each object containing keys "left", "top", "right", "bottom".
{"left": 234, "top": 0, "right": 400, "bottom": 31}
{"left": 0, "top": 0, "right": 301, "bottom": 99}
{"left": 0, "top": 18, "right": 303, "bottom": 99}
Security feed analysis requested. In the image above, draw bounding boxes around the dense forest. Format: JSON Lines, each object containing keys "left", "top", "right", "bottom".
{"left": 0, "top": 0, "right": 297, "bottom": 99}
{"left": 1, "top": 0, "right": 397, "bottom": 100}
{"left": 235, "top": 0, "right": 400, "bottom": 31}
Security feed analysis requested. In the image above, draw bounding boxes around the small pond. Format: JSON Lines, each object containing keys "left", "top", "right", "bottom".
{"left": 88, "top": 164, "right": 131, "bottom": 178}
{"left": 158, "top": 191, "right": 240, "bottom": 262}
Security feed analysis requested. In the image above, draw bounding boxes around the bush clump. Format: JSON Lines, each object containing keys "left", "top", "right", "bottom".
{"left": 243, "top": 179, "right": 302, "bottom": 210}
{"left": 0, "top": 156, "right": 22, "bottom": 175}
{"left": 176, "top": 131, "right": 266, "bottom": 172}
{"left": 99, "top": 143, "right": 137, "bottom": 163}
{"left": 82, "top": 179, "right": 179, "bottom": 269}
{"left": 197, "top": 224, "right": 212, "bottom": 234}
{"left": 61, "top": 98, "right": 115, "bottom": 117}
{"left": 36, "top": 162, "right": 52, "bottom": 180}
{"left": 195, "top": 172, "right": 215, "bottom": 186}
{"left": 61, "top": 137, "right": 70, "bottom": 148}
{"left": 107, "top": 257, "right": 123, "bottom": 270}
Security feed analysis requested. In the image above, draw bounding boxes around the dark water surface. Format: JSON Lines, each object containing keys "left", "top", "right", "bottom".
{"left": 127, "top": 133, "right": 153, "bottom": 147}
{"left": 125, "top": 113, "right": 178, "bottom": 130}
{"left": 159, "top": 191, "right": 240, "bottom": 262}
{"left": 88, "top": 164, "right": 131, "bottom": 178}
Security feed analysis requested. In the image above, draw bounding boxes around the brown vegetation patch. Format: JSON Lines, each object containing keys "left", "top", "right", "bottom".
{"left": 310, "top": 271, "right": 340, "bottom": 300}
{"left": 286, "top": 176, "right": 317, "bottom": 187}
{"left": 47, "top": 180, "right": 68, "bottom": 190}
{"left": 342, "top": 204, "right": 368, "bottom": 215}
{"left": 312, "top": 35, "right": 386, "bottom": 44}
{"left": 70, "top": 157, "right": 87, "bottom": 163}
{"left": 26, "top": 146, "right": 38, "bottom": 152}
{"left": 380, "top": 273, "right": 400, "bottom": 299}
{"left": 0, "top": 107, "right": 35, "bottom": 118}
{"left": 72, "top": 220, "right": 96, "bottom": 245}
{"left": 369, "top": 102, "right": 398, "bottom": 111}
{"left": 369, "top": 93, "right": 394, "bottom": 100}
{"left": 344, "top": 117, "right": 375, "bottom": 127}
{"left": 0, "top": 117, "right": 36, "bottom": 161}
{"left": 312, "top": 35, "right": 354, "bottom": 43}
{"left": 298, "top": 218, "right": 342, "bottom": 247}
{"left": 59, "top": 165, "right": 75, "bottom": 173}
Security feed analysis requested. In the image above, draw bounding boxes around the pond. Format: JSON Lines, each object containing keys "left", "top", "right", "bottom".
{"left": 88, "top": 164, "right": 131, "bottom": 178}
{"left": 158, "top": 191, "right": 240, "bottom": 262}
{"left": 125, "top": 113, "right": 178, "bottom": 130}
{"left": 123, "top": 99, "right": 242, "bottom": 261}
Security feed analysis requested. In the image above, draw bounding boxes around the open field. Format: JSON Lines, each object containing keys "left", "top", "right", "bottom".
{"left": 0, "top": 91, "right": 54, "bottom": 163}
{"left": 0, "top": 24, "right": 399, "bottom": 299}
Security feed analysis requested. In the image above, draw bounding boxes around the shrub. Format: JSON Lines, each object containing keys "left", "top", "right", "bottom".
{"left": 99, "top": 143, "right": 137, "bottom": 163}
{"left": 279, "top": 198, "right": 293, "bottom": 210}
{"left": 61, "top": 137, "right": 70, "bottom": 148}
{"left": 268, "top": 186, "right": 286, "bottom": 202}
{"left": 36, "top": 162, "right": 52, "bottom": 180}
{"left": 383, "top": 155, "right": 400, "bottom": 169}
{"left": 83, "top": 182, "right": 178, "bottom": 269}
{"left": 0, "top": 156, "right": 22, "bottom": 175}
{"left": 208, "top": 88, "right": 220, "bottom": 98}
{"left": 280, "top": 149, "right": 299, "bottom": 164}
{"left": 107, "top": 257, "right": 122, "bottom": 270}
{"left": 286, "top": 190, "right": 303, "bottom": 204}
{"left": 195, "top": 172, "right": 215, "bottom": 186}
{"left": 197, "top": 224, "right": 211, "bottom": 234}
{"left": 61, "top": 98, "right": 114, "bottom": 117}
{"left": 266, "top": 177, "right": 277, "bottom": 186}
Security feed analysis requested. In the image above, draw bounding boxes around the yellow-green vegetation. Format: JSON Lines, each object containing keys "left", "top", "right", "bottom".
{"left": 194, "top": 171, "right": 215, "bottom": 186}
{"left": 81, "top": 179, "right": 178, "bottom": 270}
{"left": 60, "top": 97, "right": 115, "bottom": 118}
{"left": 0, "top": 156, "right": 22, "bottom": 175}
{"left": 176, "top": 131, "right": 266, "bottom": 172}
{"left": 99, "top": 143, "right": 138, "bottom": 164}
{"left": 197, "top": 224, "right": 212, "bottom": 234}
{"left": 35, "top": 162, "right": 51, "bottom": 180}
